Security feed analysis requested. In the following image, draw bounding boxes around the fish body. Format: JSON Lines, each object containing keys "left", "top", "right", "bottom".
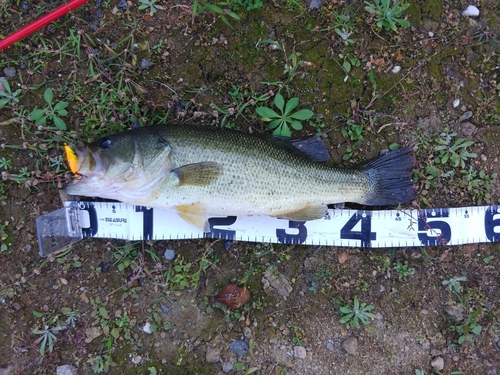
{"left": 65, "top": 125, "right": 416, "bottom": 231}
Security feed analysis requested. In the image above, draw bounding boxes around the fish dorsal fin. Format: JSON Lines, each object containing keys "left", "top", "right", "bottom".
{"left": 278, "top": 204, "right": 328, "bottom": 221}
{"left": 174, "top": 204, "right": 210, "bottom": 232}
{"left": 171, "top": 162, "right": 222, "bottom": 186}
{"left": 262, "top": 134, "right": 331, "bottom": 162}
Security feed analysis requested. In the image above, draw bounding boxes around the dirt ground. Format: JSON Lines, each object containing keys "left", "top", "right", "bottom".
{"left": 1, "top": 0, "right": 500, "bottom": 374}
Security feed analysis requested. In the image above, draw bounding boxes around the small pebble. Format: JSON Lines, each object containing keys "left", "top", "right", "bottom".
{"left": 325, "top": 341, "right": 334, "bottom": 351}
{"left": 141, "top": 322, "right": 152, "bottom": 334}
{"left": 308, "top": 0, "right": 322, "bottom": 10}
{"left": 229, "top": 340, "right": 249, "bottom": 356}
{"left": 140, "top": 58, "right": 154, "bottom": 70}
{"left": 3, "top": 67, "right": 16, "bottom": 77}
{"left": 159, "top": 303, "right": 170, "bottom": 314}
{"left": 131, "top": 355, "right": 142, "bottom": 364}
{"left": 460, "top": 122, "right": 477, "bottom": 137}
{"left": 164, "top": 248, "right": 175, "bottom": 261}
{"left": 462, "top": 5, "right": 479, "bottom": 17}
{"left": 391, "top": 65, "right": 401, "bottom": 74}
{"left": 453, "top": 99, "right": 460, "bottom": 108}
{"left": 98, "top": 262, "right": 112, "bottom": 272}
{"left": 117, "top": 0, "right": 130, "bottom": 10}
{"left": 222, "top": 363, "right": 233, "bottom": 373}
{"left": 206, "top": 345, "right": 221, "bottom": 363}
{"left": 343, "top": 337, "right": 358, "bottom": 355}
{"left": 21, "top": 2, "right": 28, "bottom": 10}
{"left": 56, "top": 365, "right": 77, "bottom": 375}
{"left": 460, "top": 111, "right": 473, "bottom": 122}
{"left": 431, "top": 356, "right": 444, "bottom": 371}
{"left": 293, "top": 346, "right": 307, "bottom": 359}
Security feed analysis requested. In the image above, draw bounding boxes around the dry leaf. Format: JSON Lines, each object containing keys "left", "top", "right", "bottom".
{"left": 338, "top": 251, "right": 350, "bottom": 264}
{"left": 215, "top": 284, "right": 250, "bottom": 309}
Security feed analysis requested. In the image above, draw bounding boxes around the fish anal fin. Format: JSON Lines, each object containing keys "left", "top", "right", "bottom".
{"left": 175, "top": 204, "right": 210, "bottom": 232}
{"left": 278, "top": 204, "right": 327, "bottom": 221}
{"left": 172, "top": 162, "right": 222, "bottom": 186}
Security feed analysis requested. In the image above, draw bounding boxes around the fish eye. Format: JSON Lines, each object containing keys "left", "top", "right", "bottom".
{"left": 100, "top": 138, "right": 112, "bottom": 149}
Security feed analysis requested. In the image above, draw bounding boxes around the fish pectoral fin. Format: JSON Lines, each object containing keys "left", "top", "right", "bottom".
{"left": 278, "top": 204, "right": 327, "bottom": 221}
{"left": 174, "top": 204, "right": 210, "bottom": 232}
{"left": 171, "top": 162, "right": 222, "bottom": 186}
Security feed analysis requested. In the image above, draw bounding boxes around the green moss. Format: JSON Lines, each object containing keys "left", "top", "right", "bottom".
{"left": 405, "top": 0, "right": 423, "bottom": 28}
{"left": 418, "top": 0, "right": 443, "bottom": 23}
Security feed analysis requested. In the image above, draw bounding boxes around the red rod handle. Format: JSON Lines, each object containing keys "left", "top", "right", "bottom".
{"left": 0, "top": 0, "right": 89, "bottom": 51}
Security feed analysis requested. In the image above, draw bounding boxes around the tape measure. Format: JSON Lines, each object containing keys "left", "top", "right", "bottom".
{"left": 35, "top": 202, "right": 500, "bottom": 257}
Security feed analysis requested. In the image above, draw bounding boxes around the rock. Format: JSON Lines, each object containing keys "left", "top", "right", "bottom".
{"left": 164, "top": 248, "right": 175, "bottom": 261}
{"left": 230, "top": 340, "right": 249, "bottom": 356}
{"left": 262, "top": 266, "right": 293, "bottom": 297}
{"left": 159, "top": 303, "right": 170, "bottom": 314}
{"left": 141, "top": 322, "right": 152, "bottom": 334}
{"left": 3, "top": 67, "right": 15, "bottom": 78}
{"left": 444, "top": 304, "right": 465, "bottom": 323}
{"left": 293, "top": 346, "right": 306, "bottom": 359}
{"left": 140, "top": 58, "right": 154, "bottom": 70}
{"left": 222, "top": 362, "right": 233, "bottom": 372}
{"left": 343, "top": 337, "right": 358, "bottom": 355}
{"left": 326, "top": 341, "right": 334, "bottom": 351}
{"left": 56, "top": 365, "right": 77, "bottom": 375}
{"left": 460, "top": 122, "right": 477, "bottom": 137}
{"left": 308, "top": 0, "right": 322, "bottom": 10}
{"left": 431, "top": 356, "right": 444, "bottom": 372}
{"left": 131, "top": 355, "right": 142, "bottom": 364}
{"left": 459, "top": 111, "right": 473, "bottom": 122}
{"left": 117, "top": 0, "right": 129, "bottom": 10}
{"left": 206, "top": 345, "right": 221, "bottom": 363}
{"left": 392, "top": 65, "right": 401, "bottom": 74}
{"left": 85, "top": 327, "right": 103, "bottom": 343}
{"left": 462, "top": 5, "right": 479, "bottom": 17}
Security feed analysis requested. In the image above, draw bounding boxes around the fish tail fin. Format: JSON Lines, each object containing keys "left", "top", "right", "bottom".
{"left": 355, "top": 147, "right": 416, "bottom": 206}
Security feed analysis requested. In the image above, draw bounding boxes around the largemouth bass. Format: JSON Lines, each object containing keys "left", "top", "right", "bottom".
{"left": 64, "top": 125, "right": 416, "bottom": 231}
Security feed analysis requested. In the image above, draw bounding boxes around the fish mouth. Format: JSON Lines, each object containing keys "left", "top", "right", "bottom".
{"left": 64, "top": 146, "right": 109, "bottom": 195}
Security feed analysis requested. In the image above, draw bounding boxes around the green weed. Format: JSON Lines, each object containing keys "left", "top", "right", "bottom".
{"left": 364, "top": 0, "right": 410, "bottom": 32}
{"left": 29, "top": 88, "right": 69, "bottom": 130}
{"left": 256, "top": 92, "right": 314, "bottom": 136}
{"left": 443, "top": 276, "right": 467, "bottom": 294}
{"left": 339, "top": 296, "right": 375, "bottom": 328}
{"left": 192, "top": 0, "right": 240, "bottom": 29}
{"left": 231, "top": 0, "right": 263, "bottom": 11}
{"left": 434, "top": 133, "right": 477, "bottom": 169}
{"left": 0, "top": 79, "right": 22, "bottom": 108}
{"left": 454, "top": 308, "right": 483, "bottom": 345}
{"left": 32, "top": 323, "right": 66, "bottom": 356}
{"left": 394, "top": 262, "right": 414, "bottom": 280}
{"left": 138, "top": 0, "right": 158, "bottom": 16}
{"left": 320, "top": 5, "right": 357, "bottom": 45}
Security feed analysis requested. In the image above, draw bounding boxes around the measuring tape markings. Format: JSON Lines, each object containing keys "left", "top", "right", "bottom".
{"left": 36, "top": 202, "right": 500, "bottom": 256}
{"left": 70, "top": 202, "right": 500, "bottom": 245}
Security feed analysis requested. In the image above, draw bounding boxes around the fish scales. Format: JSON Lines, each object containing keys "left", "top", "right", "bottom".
{"left": 65, "top": 124, "right": 416, "bottom": 231}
